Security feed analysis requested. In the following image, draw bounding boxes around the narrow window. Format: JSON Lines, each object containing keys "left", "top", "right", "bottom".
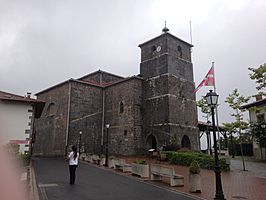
{"left": 124, "top": 130, "right": 127, "bottom": 136}
{"left": 46, "top": 103, "right": 56, "bottom": 116}
{"left": 177, "top": 46, "right": 182, "bottom": 58}
{"left": 151, "top": 45, "right": 156, "bottom": 53}
{"left": 119, "top": 102, "right": 124, "bottom": 113}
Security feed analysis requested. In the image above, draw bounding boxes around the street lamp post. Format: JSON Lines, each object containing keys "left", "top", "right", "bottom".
{"left": 79, "top": 131, "right": 82, "bottom": 154}
{"left": 205, "top": 90, "right": 225, "bottom": 200}
{"left": 105, "top": 124, "right": 110, "bottom": 167}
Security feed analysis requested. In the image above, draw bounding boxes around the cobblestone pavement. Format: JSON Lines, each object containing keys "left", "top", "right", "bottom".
{"left": 121, "top": 156, "right": 266, "bottom": 200}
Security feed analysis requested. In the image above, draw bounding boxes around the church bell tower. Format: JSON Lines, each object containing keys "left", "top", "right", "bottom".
{"left": 139, "top": 26, "right": 199, "bottom": 151}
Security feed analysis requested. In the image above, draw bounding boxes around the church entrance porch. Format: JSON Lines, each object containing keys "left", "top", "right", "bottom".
{"left": 181, "top": 135, "right": 191, "bottom": 149}
{"left": 146, "top": 134, "right": 158, "bottom": 150}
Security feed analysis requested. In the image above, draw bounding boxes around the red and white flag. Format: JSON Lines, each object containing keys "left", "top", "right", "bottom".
{"left": 194, "top": 66, "right": 215, "bottom": 92}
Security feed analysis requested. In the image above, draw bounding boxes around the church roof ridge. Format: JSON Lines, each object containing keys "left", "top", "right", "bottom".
{"left": 35, "top": 78, "right": 105, "bottom": 95}
{"left": 138, "top": 32, "right": 193, "bottom": 48}
{"left": 78, "top": 69, "right": 125, "bottom": 81}
{"left": 104, "top": 75, "right": 143, "bottom": 88}
{"left": 35, "top": 79, "right": 72, "bottom": 95}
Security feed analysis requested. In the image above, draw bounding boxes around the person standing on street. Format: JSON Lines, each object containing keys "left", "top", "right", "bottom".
{"left": 68, "top": 145, "right": 79, "bottom": 185}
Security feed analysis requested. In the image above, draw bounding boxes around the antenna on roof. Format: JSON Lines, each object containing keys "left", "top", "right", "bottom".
{"left": 189, "top": 20, "right": 193, "bottom": 45}
{"left": 162, "top": 20, "right": 169, "bottom": 33}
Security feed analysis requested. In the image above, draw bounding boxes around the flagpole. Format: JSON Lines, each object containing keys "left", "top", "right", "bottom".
{"left": 212, "top": 62, "right": 221, "bottom": 155}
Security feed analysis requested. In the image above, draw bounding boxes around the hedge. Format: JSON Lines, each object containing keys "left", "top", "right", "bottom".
{"left": 164, "top": 151, "right": 230, "bottom": 171}
{"left": 133, "top": 160, "right": 147, "bottom": 165}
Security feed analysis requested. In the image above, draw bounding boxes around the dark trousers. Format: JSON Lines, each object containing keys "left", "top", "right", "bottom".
{"left": 69, "top": 165, "right": 78, "bottom": 184}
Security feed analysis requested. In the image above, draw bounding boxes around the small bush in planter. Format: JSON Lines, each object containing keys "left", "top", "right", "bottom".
{"left": 189, "top": 160, "right": 202, "bottom": 193}
{"left": 133, "top": 160, "right": 147, "bottom": 165}
{"left": 189, "top": 160, "right": 200, "bottom": 174}
{"left": 109, "top": 155, "right": 116, "bottom": 160}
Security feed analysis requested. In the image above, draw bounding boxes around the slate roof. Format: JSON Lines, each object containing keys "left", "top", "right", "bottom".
{"left": 240, "top": 98, "right": 266, "bottom": 109}
{"left": 0, "top": 90, "right": 45, "bottom": 118}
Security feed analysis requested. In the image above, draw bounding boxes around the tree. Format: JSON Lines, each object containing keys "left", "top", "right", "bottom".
{"left": 197, "top": 97, "right": 212, "bottom": 154}
{"left": 248, "top": 63, "right": 266, "bottom": 96}
{"left": 248, "top": 63, "right": 266, "bottom": 159}
{"left": 197, "top": 98, "right": 211, "bottom": 120}
{"left": 250, "top": 121, "right": 266, "bottom": 159}
{"left": 222, "top": 122, "right": 236, "bottom": 158}
{"left": 225, "top": 89, "right": 250, "bottom": 170}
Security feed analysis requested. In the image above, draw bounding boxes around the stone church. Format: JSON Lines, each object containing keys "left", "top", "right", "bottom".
{"left": 33, "top": 27, "right": 199, "bottom": 156}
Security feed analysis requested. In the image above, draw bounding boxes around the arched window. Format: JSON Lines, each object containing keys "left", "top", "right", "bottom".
{"left": 46, "top": 103, "right": 56, "bottom": 116}
{"left": 151, "top": 45, "right": 156, "bottom": 53}
{"left": 177, "top": 46, "right": 182, "bottom": 58}
{"left": 119, "top": 101, "right": 124, "bottom": 113}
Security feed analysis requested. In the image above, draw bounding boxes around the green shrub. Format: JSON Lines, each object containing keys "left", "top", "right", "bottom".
{"left": 189, "top": 160, "right": 201, "bottom": 174}
{"left": 21, "top": 152, "right": 30, "bottom": 166}
{"left": 133, "top": 160, "right": 147, "bottom": 165}
{"left": 166, "top": 151, "right": 229, "bottom": 171}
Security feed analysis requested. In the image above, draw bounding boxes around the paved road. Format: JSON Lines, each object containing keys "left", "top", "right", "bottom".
{"left": 33, "top": 158, "right": 197, "bottom": 200}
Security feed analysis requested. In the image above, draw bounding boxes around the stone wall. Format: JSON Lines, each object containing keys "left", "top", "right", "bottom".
{"left": 68, "top": 81, "right": 103, "bottom": 154}
{"left": 104, "top": 78, "right": 143, "bottom": 155}
{"left": 34, "top": 82, "right": 70, "bottom": 156}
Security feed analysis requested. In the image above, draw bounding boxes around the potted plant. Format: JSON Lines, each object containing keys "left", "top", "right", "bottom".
{"left": 85, "top": 153, "right": 93, "bottom": 162}
{"left": 132, "top": 160, "right": 149, "bottom": 178}
{"left": 79, "top": 153, "right": 86, "bottom": 161}
{"left": 189, "top": 160, "right": 202, "bottom": 193}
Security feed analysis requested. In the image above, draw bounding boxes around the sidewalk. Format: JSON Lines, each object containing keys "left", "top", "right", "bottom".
{"left": 121, "top": 156, "right": 266, "bottom": 200}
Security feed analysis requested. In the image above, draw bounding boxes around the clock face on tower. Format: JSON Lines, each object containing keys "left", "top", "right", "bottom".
{"left": 156, "top": 46, "right": 161, "bottom": 52}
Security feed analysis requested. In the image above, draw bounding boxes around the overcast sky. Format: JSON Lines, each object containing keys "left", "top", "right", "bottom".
{"left": 1, "top": 0, "right": 265, "bottom": 124}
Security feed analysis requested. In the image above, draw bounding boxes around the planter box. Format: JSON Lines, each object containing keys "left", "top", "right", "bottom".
{"left": 85, "top": 154, "right": 93, "bottom": 163}
{"left": 189, "top": 174, "right": 201, "bottom": 193}
{"left": 80, "top": 153, "right": 86, "bottom": 161}
{"left": 92, "top": 154, "right": 100, "bottom": 164}
{"left": 99, "top": 157, "right": 106, "bottom": 166}
{"left": 132, "top": 163, "right": 149, "bottom": 178}
{"left": 108, "top": 159, "right": 116, "bottom": 168}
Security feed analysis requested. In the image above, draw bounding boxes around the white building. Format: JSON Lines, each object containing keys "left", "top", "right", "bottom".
{"left": 241, "top": 95, "right": 266, "bottom": 160}
{"left": 0, "top": 91, "right": 44, "bottom": 154}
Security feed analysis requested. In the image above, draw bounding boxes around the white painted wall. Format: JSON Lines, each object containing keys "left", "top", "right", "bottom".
{"left": 0, "top": 102, "right": 33, "bottom": 153}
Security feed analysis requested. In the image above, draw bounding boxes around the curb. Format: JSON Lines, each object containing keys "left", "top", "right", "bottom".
{"left": 29, "top": 161, "right": 40, "bottom": 200}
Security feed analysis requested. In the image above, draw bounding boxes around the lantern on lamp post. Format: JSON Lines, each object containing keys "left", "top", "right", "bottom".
{"left": 205, "top": 90, "right": 225, "bottom": 200}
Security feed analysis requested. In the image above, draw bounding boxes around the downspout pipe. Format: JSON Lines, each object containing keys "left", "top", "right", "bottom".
{"left": 65, "top": 80, "right": 72, "bottom": 155}
{"left": 100, "top": 72, "right": 105, "bottom": 154}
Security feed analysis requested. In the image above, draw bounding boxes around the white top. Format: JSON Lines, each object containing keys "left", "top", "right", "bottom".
{"left": 68, "top": 151, "right": 79, "bottom": 165}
